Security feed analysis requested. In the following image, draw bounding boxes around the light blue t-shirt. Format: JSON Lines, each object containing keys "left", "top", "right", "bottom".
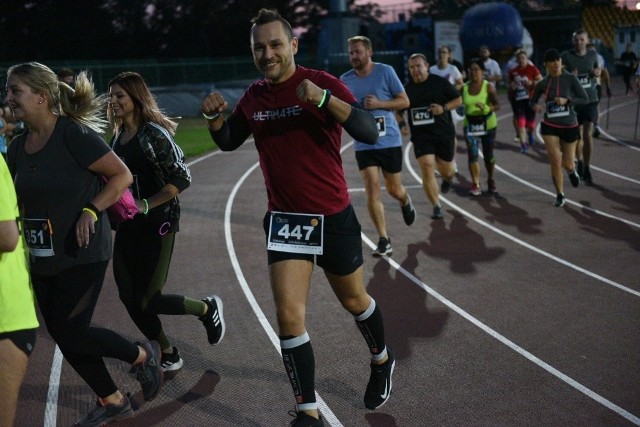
{"left": 340, "top": 63, "right": 405, "bottom": 151}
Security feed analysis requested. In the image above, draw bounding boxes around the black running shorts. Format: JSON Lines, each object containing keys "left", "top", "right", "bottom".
{"left": 541, "top": 122, "right": 580, "bottom": 142}
{"left": 0, "top": 328, "right": 37, "bottom": 357}
{"left": 355, "top": 147, "right": 403, "bottom": 173}
{"left": 263, "top": 204, "right": 364, "bottom": 276}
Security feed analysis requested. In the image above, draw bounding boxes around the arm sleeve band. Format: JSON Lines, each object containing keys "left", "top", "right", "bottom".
{"left": 208, "top": 114, "right": 251, "bottom": 151}
{"left": 342, "top": 104, "right": 379, "bottom": 145}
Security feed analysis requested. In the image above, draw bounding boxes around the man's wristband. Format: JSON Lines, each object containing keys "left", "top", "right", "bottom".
{"left": 443, "top": 104, "right": 449, "bottom": 112}
{"left": 202, "top": 112, "right": 221, "bottom": 120}
{"left": 318, "top": 89, "right": 332, "bottom": 108}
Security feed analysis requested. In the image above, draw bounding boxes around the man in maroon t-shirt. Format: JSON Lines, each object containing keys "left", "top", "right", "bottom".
{"left": 201, "top": 8, "right": 395, "bottom": 426}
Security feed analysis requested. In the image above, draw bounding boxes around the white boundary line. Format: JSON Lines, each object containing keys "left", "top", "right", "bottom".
{"left": 219, "top": 140, "right": 640, "bottom": 425}
{"left": 44, "top": 102, "right": 639, "bottom": 425}
{"left": 44, "top": 150, "right": 230, "bottom": 427}
{"left": 358, "top": 233, "right": 640, "bottom": 425}
{"left": 222, "top": 150, "right": 343, "bottom": 427}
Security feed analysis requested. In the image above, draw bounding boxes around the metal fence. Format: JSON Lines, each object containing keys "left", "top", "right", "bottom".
{"left": 0, "top": 52, "right": 409, "bottom": 92}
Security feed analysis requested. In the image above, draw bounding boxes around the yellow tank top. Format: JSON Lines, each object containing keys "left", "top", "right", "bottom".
{"left": 462, "top": 80, "right": 497, "bottom": 131}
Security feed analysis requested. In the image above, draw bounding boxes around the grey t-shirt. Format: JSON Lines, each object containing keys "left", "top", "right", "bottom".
{"left": 531, "top": 71, "right": 589, "bottom": 128}
{"left": 9, "top": 117, "right": 112, "bottom": 275}
{"left": 560, "top": 49, "right": 599, "bottom": 103}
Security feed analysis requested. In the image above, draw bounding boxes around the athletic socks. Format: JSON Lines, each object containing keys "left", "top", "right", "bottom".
{"left": 281, "top": 332, "right": 317, "bottom": 411}
{"left": 354, "top": 298, "right": 387, "bottom": 360}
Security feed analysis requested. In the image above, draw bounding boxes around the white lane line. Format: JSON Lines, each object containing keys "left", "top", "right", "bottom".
{"left": 359, "top": 233, "right": 640, "bottom": 426}
{"left": 44, "top": 347, "right": 63, "bottom": 427}
{"left": 44, "top": 150, "right": 227, "bottom": 427}
{"left": 492, "top": 160, "right": 640, "bottom": 230}
{"left": 400, "top": 144, "right": 640, "bottom": 298}
{"left": 496, "top": 113, "right": 640, "bottom": 230}
{"left": 598, "top": 99, "right": 640, "bottom": 151}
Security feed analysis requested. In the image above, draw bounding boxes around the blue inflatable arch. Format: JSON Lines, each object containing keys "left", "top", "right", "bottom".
{"left": 460, "top": 2, "right": 524, "bottom": 53}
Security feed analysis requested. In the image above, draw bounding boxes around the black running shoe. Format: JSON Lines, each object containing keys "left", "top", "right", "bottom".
{"left": 583, "top": 167, "right": 593, "bottom": 186}
{"left": 577, "top": 160, "right": 585, "bottom": 180}
{"left": 73, "top": 397, "right": 134, "bottom": 426}
{"left": 440, "top": 178, "right": 452, "bottom": 194}
{"left": 364, "top": 347, "right": 396, "bottom": 410}
{"left": 372, "top": 237, "right": 392, "bottom": 257}
{"left": 401, "top": 195, "right": 416, "bottom": 226}
{"left": 161, "top": 346, "right": 184, "bottom": 372}
{"left": 288, "top": 411, "right": 325, "bottom": 427}
{"left": 134, "top": 340, "right": 163, "bottom": 401}
{"left": 554, "top": 193, "right": 565, "bottom": 207}
{"left": 431, "top": 205, "right": 443, "bottom": 220}
{"left": 200, "top": 295, "right": 226, "bottom": 345}
{"left": 487, "top": 179, "right": 497, "bottom": 194}
{"left": 568, "top": 169, "right": 580, "bottom": 188}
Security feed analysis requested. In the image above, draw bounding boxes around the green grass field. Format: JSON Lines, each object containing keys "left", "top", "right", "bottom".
{"left": 174, "top": 117, "right": 218, "bottom": 159}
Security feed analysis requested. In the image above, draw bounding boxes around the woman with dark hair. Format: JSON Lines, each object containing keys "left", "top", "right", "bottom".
{"left": 461, "top": 57, "right": 501, "bottom": 196}
{"left": 6, "top": 62, "right": 162, "bottom": 426}
{"left": 107, "top": 72, "right": 226, "bottom": 374}
{"left": 530, "top": 49, "right": 588, "bottom": 207}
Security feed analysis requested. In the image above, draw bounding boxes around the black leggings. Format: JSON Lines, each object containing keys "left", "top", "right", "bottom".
{"left": 113, "top": 220, "right": 200, "bottom": 349}
{"left": 32, "top": 261, "right": 139, "bottom": 398}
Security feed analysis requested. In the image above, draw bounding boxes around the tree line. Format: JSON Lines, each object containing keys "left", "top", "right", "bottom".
{"left": 0, "top": 0, "right": 613, "bottom": 62}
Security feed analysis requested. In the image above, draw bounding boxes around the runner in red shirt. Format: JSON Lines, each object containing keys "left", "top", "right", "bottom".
{"left": 507, "top": 49, "right": 542, "bottom": 153}
{"left": 202, "top": 9, "right": 395, "bottom": 426}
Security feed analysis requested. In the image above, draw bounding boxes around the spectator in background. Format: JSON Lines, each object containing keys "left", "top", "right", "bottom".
{"left": 202, "top": 9, "right": 394, "bottom": 426}
{"left": 57, "top": 67, "right": 76, "bottom": 87}
{"left": 507, "top": 48, "right": 542, "bottom": 153}
{"left": 619, "top": 42, "right": 638, "bottom": 95}
{"left": 478, "top": 45, "right": 502, "bottom": 87}
{"left": 587, "top": 42, "right": 611, "bottom": 138}
{"left": 341, "top": 35, "right": 415, "bottom": 257}
{"left": 561, "top": 29, "right": 601, "bottom": 186}
{"left": 0, "top": 154, "right": 39, "bottom": 427}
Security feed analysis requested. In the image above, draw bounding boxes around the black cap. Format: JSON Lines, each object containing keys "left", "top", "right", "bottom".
{"left": 543, "top": 49, "right": 561, "bottom": 62}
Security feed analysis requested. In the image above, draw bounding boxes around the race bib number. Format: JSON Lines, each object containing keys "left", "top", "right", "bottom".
{"left": 410, "top": 107, "right": 434, "bottom": 126}
{"left": 577, "top": 74, "right": 591, "bottom": 89}
{"left": 546, "top": 101, "right": 569, "bottom": 118}
{"left": 467, "top": 116, "right": 487, "bottom": 136}
{"left": 23, "top": 218, "right": 54, "bottom": 257}
{"left": 374, "top": 116, "right": 386, "bottom": 137}
{"left": 267, "top": 212, "right": 324, "bottom": 255}
{"left": 515, "top": 88, "right": 529, "bottom": 101}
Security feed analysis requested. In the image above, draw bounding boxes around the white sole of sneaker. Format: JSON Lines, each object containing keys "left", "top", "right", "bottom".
{"left": 162, "top": 357, "right": 184, "bottom": 372}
